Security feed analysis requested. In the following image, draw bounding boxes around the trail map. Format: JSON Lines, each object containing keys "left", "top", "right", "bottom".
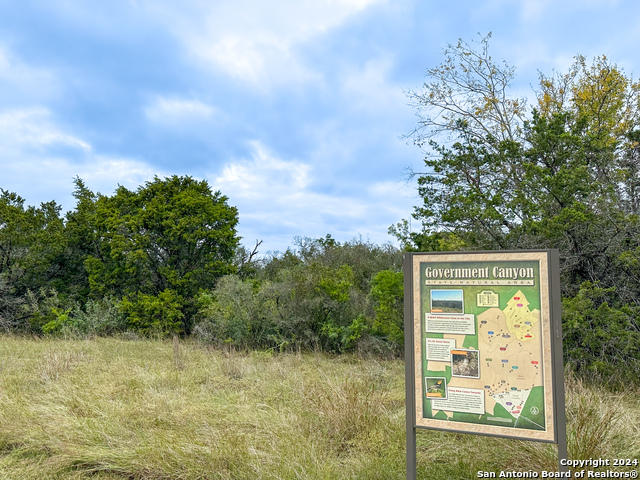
{"left": 420, "top": 260, "right": 547, "bottom": 433}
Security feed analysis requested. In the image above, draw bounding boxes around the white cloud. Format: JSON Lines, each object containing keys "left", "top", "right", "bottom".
{"left": 210, "top": 140, "right": 413, "bottom": 251}
{"left": 0, "top": 107, "right": 163, "bottom": 211}
{"left": 213, "top": 140, "right": 310, "bottom": 201}
{"left": 3, "top": 154, "right": 161, "bottom": 209}
{"left": 76, "top": 156, "right": 163, "bottom": 194}
{"left": 0, "top": 108, "right": 91, "bottom": 152}
{"left": 0, "top": 45, "right": 59, "bottom": 100}
{"left": 340, "top": 53, "right": 404, "bottom": 113}
{"left": 519, "top": 0, "right": 553, "bottom": 22}
{"left": 145, "top": 97, "right": 216, "bottom": 126}
{"left": 145, "top": 0, "right": 384, "bottom": 87}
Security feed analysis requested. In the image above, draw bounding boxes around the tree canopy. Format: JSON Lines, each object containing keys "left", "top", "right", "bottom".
{"left": 84, "top": 175, "right": 239, "bottom": 334}
{"left": 398, "top": 34, "right": 640, "bottom": 299}
{"left": 396, "top": 34, "right": 640, "bottom": 382}
{"left": 0, "top": 175, "right": 239, "bottom": 335}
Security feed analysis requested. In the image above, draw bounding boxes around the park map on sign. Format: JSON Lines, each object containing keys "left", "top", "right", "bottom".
{"left": 422, "top": 262, "right": 546, "bottom": 432}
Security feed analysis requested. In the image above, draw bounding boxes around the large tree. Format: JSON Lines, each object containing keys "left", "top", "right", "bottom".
{"left": 398, "top": 34, "right": 640, "bottom": 301}
{"left": 398, "top": 35, "right": 640, "bottom": 382}
{"left": 83, "top": 175, "right": 239, "bottom": 334}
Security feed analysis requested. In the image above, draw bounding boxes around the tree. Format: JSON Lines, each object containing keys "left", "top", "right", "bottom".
{"left": 399, "top": 34, "right": 640, "bottom": 301}
{"left": 84, "top": 175, "right": 240, "bottom": 334}
{"left": 369, "top": 269, "right": 404, "bottom": 351}
{"left": 404, "top": 32, "right": 527, "bottom": 149}
{"left": 400, "top": 34, "right": 640, "bottom": 384}
{"left": 0, "top": 190, "right": 67, "bottom": 331}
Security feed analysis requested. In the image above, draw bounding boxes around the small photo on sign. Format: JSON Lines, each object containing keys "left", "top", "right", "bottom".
{"left": 425, "top": 377, "right": 447, "bottom": 399}
{"left": 451, "top": 349, "right": 480, "bottom": 378}
{"left": 430, "top": 289, "right": 464, "bottom": 314}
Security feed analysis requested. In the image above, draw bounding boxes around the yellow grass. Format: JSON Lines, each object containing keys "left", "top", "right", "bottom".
{"left": 0, "top": 336, "right": 637, "bottom": 479}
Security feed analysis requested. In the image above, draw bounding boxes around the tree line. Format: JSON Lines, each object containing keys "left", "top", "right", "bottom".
{"left": 0, "top": 176, "right": 238, "bottom": 335}
{"left": 0, "top": 177, "right": 404, "bottom": 355}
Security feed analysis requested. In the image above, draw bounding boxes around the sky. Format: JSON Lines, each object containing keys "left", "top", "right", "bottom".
{"left": 2, "top": 0, "right": 640, "bottom": 255}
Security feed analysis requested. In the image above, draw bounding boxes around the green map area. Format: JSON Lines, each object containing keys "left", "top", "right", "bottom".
{"left": 421, "top": 261, "right": 546, "bottom": 432}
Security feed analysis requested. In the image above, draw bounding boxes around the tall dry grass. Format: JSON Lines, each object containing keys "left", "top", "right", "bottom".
{"left": 0, "top": 336, "right": 637, "bottom": 479}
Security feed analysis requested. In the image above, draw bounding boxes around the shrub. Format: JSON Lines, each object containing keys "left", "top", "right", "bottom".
{"left": 120, "top": 289, "right": 185, "bottom": 336}
{"left": 74, "top": 296, "right": 127, "bottom": 336}
{"left": 369, "top": 269, "right": 404, "bottom": 352}
{"left": 23, "top": 287, "right": 71, "bottom": 334}
{"left": 199, "top": 236, "right": 404, "bottom": 354}
{"left": 41, "top": 307, "right": 74, "bottom": 335}
{"left": 562, "top": 281, "right": 640, "bottom": 387}
{"left": 193, "top": 275, "right": 256, "bottom": 348}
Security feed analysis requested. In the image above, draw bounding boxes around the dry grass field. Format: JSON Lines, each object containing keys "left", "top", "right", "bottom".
{"left": 0, "top": 336, "right": 637, "bottom": 479}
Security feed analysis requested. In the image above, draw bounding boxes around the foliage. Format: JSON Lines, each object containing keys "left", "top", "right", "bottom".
{"left": 404, "top": 32, "right": 527, "bottom": 148}
{"left": 562, "top": 282, "right": 640, "bottom": 386}
{"left": 22, "top": 287, "right": 71, "bottom": 334}
{"left": 193, "top": 275, "right": 275, "bottom": 349}
{"left": 74, "top": 296, "right": 128, "bottom": 336}
{"left": 0, "top": 275, "right": 25, "bottom": 331}
{"left": 41, "top": 307, "right": 74, "bottom": 335}
{"left": 398, "top": 33, "right": 640, "bottom": 384}
{"left": 0, "top": 190, "right": 67, "bottom": 330}
{"left": 193, "top": 236, "right": 403, "bottom": 354}
{"left": 61, "top": 177, "right": 101, "bottom": 303}
{"left": 39, "top": 296, "right": 128, "bottom": 338}
{"left": 369, "top": 269, "right": 404, "bottom": 350}
{"left": 83, "top": 175, "right": 239, "bottom": 333}
{"left": 401, "top": 33, "right": 640, "bottom": 293}
{"left": 1, "top": 176, "right": 240, "bottom": 336}
{"left": 120, "top": 289, "right": 185, "bottom": 336}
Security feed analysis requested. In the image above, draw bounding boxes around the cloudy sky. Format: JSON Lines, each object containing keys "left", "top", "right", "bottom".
{"left": 2, "top": 0, "right": 639, "bottom": 254}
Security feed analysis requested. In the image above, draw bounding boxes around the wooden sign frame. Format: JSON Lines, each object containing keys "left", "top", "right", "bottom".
{"left": 404, "top": 250, "right": 566, "bottom": 479}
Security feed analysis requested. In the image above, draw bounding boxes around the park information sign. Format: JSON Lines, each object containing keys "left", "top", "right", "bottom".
{"left": 404, "top": 250, "right": 565, "bottom": 451}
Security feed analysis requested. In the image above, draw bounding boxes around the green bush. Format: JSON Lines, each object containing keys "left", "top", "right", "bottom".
{"left": 193, "top": 276, "right": 257, "bottom": 348}
{"left": 120, "top": 289, "right": 185, "bottom": 336}
{"left": 41, "top": 307, "right": 74, "bottom": 335}
{"left": 320, "top": 315, "right": 370, "bottom": 353}
{"left": 74, "top": 297, "right": 127, "bottom": 336}
{"left": 201, "top": 236, "right": 404, "bottom": 354}
{"left": 23, "top": 287, "right": 71, "bottom": 334}
{"left": 562, "top": 281, "right": 640, "bottom": 386}
{"left": 369, "top": 269, "right": 404, "bottom": 351}
{"left": 194, "top": 264, "right": 376, "bottom": 353}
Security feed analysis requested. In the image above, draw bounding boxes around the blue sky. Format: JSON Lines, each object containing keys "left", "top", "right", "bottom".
{"left": 2, "top": 0, "right": 639, "bottom": 254}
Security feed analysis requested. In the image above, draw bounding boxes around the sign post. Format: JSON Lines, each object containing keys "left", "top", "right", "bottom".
{"left": 404, "top": 250, "right": 565, "bottom": 479}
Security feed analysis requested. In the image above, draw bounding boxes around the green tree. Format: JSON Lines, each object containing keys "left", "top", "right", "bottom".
{"left": 400, "top": 34, "right": 640, "bottom": 300}
{"left": 84, "top": 175, "right": 239, "bottom": 334}
{"left": 400, "top": 35, "right": 640, "bottom": 383}
{"left": 562, "top": 282, "right": 640, "bottom": 386}
{"left": 62, "top": 177, "right": 102, "bottom": 303}
{"left": 0, "top": 190, "right": 67, "bottom": 331}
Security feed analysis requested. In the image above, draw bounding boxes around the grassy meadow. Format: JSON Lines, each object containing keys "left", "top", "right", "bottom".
{"left": 0, "top": 336, "right": 638, "bottom": 479}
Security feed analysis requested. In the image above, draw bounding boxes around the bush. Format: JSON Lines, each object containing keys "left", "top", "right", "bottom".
{"left": 193, "top": 276, "right": 257, "bottom": 348}
{"left": 23, "top": 287, "right": 71, "bottom": 334}
{"left": 0, "top": 274, "right": 27, "bottom": 332}
{"left": 194, "top": 266, "right": 374, "bottom": 353}
{"left": 120, "top": 289, "right": 185, "bottom": 336}
{"left": 74, "top": 297, "right": 127, "bottom": 336}
{"left": 562, "top": 281, "right": 640, "bottom": 387}
{"left": 193, "top": 236, "right": 405, "bottom": 354}
{"left": 369, "top": 269, "right": 404, "bottom": 352}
